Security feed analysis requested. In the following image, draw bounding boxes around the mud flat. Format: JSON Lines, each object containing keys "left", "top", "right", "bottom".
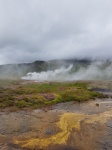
{"left": 0, "top": 80, "right": 112, "bottom": 150}
{"left": 0, "top": 99, "right": 112, "bottom": 150}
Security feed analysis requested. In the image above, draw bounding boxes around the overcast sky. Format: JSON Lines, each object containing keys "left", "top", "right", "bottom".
{"left": 0, "top": 0, "right": 112, "bottom": 64}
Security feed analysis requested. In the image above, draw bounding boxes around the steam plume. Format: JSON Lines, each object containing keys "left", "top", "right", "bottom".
{"left": 22, "top": 61, "right": 112, "bottom": 81}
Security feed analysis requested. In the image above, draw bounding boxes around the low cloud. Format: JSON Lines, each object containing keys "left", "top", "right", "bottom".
{"left": 0, "top": 0, "right": 112, "bottom": 64}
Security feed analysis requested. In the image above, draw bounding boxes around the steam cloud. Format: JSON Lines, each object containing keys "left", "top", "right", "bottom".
{"left": 22, "top": 61, "right": 112, "bottom": 81}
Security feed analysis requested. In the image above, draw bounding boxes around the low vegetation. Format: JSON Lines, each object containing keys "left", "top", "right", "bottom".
{"left": 0, "top": 80, "right": 108, "bottom": 110}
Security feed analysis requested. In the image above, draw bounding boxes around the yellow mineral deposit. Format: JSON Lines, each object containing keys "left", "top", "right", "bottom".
{"left": 14, "top": 109, "right": 112, "bottom": 149}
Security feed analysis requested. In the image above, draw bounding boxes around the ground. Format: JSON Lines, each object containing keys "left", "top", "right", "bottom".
{"left": 0, "top": 80, "right": 112, "bottom": 150}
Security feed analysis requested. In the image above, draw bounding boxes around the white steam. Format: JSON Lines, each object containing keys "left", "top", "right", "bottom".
{"left": 22, "top": 62, "right": 112, "bottom": 81}
{"left": 22, "top": 65, "right": 73, "bottom": 81}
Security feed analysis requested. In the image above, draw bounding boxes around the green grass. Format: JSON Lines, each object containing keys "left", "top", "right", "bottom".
{"left": 0, "top": 80, "right": 108, "bottom": 110}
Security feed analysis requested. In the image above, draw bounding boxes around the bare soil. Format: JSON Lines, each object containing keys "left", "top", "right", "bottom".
{"left": 0, "top": 80, "right": 112, "bottom": 150}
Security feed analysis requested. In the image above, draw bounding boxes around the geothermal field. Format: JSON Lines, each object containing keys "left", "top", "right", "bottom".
{"left": 0, "top": 60, "right": 112, "bottom": 150}
{"left": 0, "top": 0, "right": 112, "bottom": 149}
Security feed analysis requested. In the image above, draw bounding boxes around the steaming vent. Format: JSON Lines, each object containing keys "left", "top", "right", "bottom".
{"left": 22, "top": 61, "right": 112, "bottom": 81}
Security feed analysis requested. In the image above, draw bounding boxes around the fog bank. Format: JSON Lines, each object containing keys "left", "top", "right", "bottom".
{"left": 0, "top": 0, "right": 112, "bottom": 64}
{"left": 22, "top": 61, "right": 112, "bottom": 81}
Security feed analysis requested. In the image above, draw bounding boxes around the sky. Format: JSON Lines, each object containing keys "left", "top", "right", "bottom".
{"left": 0, "top": 0, "right": 112, "bottom": 64}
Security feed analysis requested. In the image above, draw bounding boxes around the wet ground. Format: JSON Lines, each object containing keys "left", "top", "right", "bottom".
{"left": 0, "top": 81, "right": 112, "bottom": 150}
{"left": 0, "top": 98, "right": 112, "bottom": 150}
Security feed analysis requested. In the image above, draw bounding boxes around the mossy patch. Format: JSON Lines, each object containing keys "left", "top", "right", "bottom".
{"left": 0, "top": 80, "right": 108, "bottom": 110}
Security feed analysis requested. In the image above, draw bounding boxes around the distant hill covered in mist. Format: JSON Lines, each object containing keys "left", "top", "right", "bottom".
{"left": 0, "top": 59, "right": 91, "bottom": 79}
{"left": 0, "top": 59, "right": 112, "bottom": 80}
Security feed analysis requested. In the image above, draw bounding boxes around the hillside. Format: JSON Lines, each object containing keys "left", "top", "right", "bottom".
{"left": 0, "top": 59, "right": 91, "bottom": 79}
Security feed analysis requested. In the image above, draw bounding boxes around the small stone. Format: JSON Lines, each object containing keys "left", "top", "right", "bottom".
{"left": 44, "top": 129, "right": 53, "bottom": 135}
{"left": 96, "top": 103, "right": 99, "bottom": 107}
{"left": 87, "top": 86, "right": 92, "bottom": 90}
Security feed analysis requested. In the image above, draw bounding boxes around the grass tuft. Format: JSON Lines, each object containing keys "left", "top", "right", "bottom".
{"left": 0, "top": 80, "right": 108, "bottom": 110}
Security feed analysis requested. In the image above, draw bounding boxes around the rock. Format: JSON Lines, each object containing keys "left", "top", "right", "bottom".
{"left": 42, "top": 93, "right": 55, "bottom": 100}
{"left": 96, "top": 103, "right": 99, "bottom": 107}
{"left": 44, "top": 129, "right": 54, "bottom": 135}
